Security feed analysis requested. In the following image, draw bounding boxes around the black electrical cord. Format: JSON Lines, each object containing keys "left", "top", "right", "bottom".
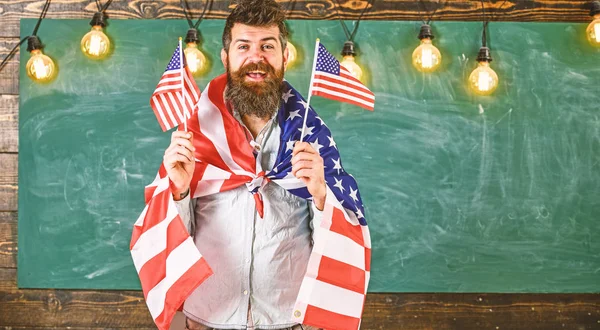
{"left": 334, "top": 0, "right": 376, "bottom": 42}
{"left": 95, "top": 0, "right": 114, "bottom": 13}
{"left": 0, "top": 0, "right": 51, "bottom": 74}
{"left": 181, "top": 0, "right": 212, "bottom": 29}
{"left": 417, "top": 0, "right": 448, "bottom": 25}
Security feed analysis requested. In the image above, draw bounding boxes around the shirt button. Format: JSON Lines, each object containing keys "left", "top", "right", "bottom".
{"left": 245, "top": 259, "right": 250, "bottom": 264}
{"left": 243, "top": 290, "right": 248, "bottom": 295}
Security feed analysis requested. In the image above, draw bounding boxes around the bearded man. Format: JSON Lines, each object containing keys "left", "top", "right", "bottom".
{"left": 162, "top": 0, "right": 365, "bottom": 329}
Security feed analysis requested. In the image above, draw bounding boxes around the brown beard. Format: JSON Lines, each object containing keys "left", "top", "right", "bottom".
{"left": 225, "top": 60, "right": 285, "bottom": 120}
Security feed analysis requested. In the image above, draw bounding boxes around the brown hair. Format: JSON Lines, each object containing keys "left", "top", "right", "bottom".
{"left": 222, "top": 0, "right": 288, "bottom": 53}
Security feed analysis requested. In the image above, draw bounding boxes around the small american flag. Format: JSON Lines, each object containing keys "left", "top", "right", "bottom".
{"left": 150, "top": 41, "right": 201, "bottom": 131}
{"left": 311, "top": 41, "right": 375, "bottom": 111}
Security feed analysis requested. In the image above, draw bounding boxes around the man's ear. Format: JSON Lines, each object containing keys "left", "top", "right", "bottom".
{"left": 221, "top": 48, "right": 228, "bottom": 69}
{"left": 283, "top": 46, "right": 289, "bottom": 71}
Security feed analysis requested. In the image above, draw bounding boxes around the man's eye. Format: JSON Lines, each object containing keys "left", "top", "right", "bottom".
{"left": 238, "top": 45, "right": 249, "bottom": 50}
{"left": 262, "top": 44, "right": 275, "bottom": 50}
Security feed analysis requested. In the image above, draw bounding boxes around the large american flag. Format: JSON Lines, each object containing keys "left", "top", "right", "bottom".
{"left": 131, "top": 74, "right": 370, "bottom": 330}
{"left": 150, "top": 41, "right": 201, "bottom": 131}
{"left": 311, "top": 41, "right": 375, "bottom": 111}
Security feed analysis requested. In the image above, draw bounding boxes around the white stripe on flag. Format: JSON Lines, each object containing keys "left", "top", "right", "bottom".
{"left": 313, "top": 228, "right": 365, "bottom": 271}
{"left": 196, "top": 85, "right": 254, "bottom": 177}
{"left": 168, "top": 92, "right": 185, "bottom": 124}
{"left": 316, "top": 71, "right": 373, "bottom": 95}
{"left": 131, "top": 200, "right": 179, "bottom": 273}
{"left": 144, "top": 236, "right": 202, "bottom": 319}
{"left": 312, "top": 87, "right": 375, "bottom": 109}
{"left": 195, "top": 179, "right": 226, "bottom": 197}
{"left": 152, "top": 96, "right": 172, "bottom": 131}
{"left": 159, "top": 94, "right": 178, "bottom": 128}
{"left": 272, "top": 177, "right": 306, "bottom": 190}
{"left": 296, "top": 277, "right": 364, "bottom": 318}
{"left": 313, "top": 77, "right": 375, "bottom": 100}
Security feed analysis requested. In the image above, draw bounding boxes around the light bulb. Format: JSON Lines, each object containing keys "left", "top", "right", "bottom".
{"left": 412, "top": 38, "right": 442, "bottom": 72}
{"left": 286, "top": 41, "right": 298, "bottom": 68}
{"left": 412, "top": 24, "right": 442, "bottom": 73}
{"left": 340, "top": 55, "right": 364, "bottom": 81}
{"left": 468, "top": 61, "right": 499, "bottom": 96}
{"left": 81, "top": 26, "right": 110, "bottom": 59}
{"left": 586, "top": 14, "right": 600, "bottom": 46}
{"left": 184, "top": 42, "right": 209, "bottom": 76}
{"left": 25, "top": 37, "right": 56, "bottom": 83}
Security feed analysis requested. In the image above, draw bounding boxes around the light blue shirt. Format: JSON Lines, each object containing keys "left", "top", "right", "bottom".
{"left": 175, "top": 115, "right": 321, "bottom": 329}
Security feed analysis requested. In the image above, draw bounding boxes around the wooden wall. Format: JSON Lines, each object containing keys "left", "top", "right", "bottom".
{"left": 1, "top": 1, "right": 599, "bottom": 329}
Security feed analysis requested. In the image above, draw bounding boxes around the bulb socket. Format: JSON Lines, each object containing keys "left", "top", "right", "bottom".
{"left": 90, "top": 12, "right": 107, "bottom": 27}
{"left": 476, "top": 47, "right": 493, "bottom": 62}
{"left": 418, "top": 24, "right": 435, "bottom": 40}
{"left": 185, "top": 28, "right": 200, "bottom": 44}
{"left": 591, "top": 1, "right": 600, "bottom": 16}
{"left": 341, "top": 41, "right": 357, "bottom": 56}
{"left": 27, "top": 35, "right": 43, "bottom": 52}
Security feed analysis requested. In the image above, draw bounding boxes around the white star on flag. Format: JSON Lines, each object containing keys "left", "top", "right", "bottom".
{"left": 282, "top": 89, "right": 294, "bottom": 103}
{"left": 349, "top": 186, "right": 359, "bottom": 202}
{"left": 298, "top": 99, "right": 309, "bottom": 110}
{"left": 331, "top": 157, "right": 342, "bottom": 174}
{"left": 287, "top": 110, "right": 301, "bottom": 121}
{"left": 286, "top": 139, "right": 296, "bottom": 152}
{"left": 333, "top": 177, "right": 345, "bottom": 192}
{"left": 355, "top": 207, "right": 365, "bottom": 219}
{"left": 327, "top": 136, "right": 337, "bottom": 149}
{"left": 310, "top": 138, "right": 323, "bottom": 154}
{"left": 298, "top": 125, "right": 314, "bottom": 136}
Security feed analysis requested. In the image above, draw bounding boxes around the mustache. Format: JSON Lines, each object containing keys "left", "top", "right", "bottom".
{"left": 235, "top": 61, "right": 276, "bottom": 77}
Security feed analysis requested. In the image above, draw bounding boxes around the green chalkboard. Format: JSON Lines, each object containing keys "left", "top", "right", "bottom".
{"left": 18, "top": 19, "right": 600, "bottom": 292}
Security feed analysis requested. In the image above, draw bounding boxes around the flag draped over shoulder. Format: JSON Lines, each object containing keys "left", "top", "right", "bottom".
{"left": 131, "top": 74, "right": 370, "bottom": 330}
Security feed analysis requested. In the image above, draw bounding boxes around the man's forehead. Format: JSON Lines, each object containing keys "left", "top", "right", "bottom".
{"left": 231, "top": 23, "right": 281, "bottom": 42}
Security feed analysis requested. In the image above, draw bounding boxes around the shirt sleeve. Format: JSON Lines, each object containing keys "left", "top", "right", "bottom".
{"left": 309, "top": 199, "right": 324, "bottom": 246}
{"left": 173, "top": 193, "right": 196, "bottom": 236}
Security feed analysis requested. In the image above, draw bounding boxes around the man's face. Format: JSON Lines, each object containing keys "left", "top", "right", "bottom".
{"left": 222, "top": 23, "right": 289, "bottom": 119}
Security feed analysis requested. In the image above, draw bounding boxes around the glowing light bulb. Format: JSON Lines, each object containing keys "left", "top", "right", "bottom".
{"left": 184, "top": 42, "right": 209, "bottom": 76}
{"left": 412, "top": 38, "right": 442, "bottom": 72}
{"left": 286, "top": 41, "right": 298, "bottom": 68}
{"left": 26, "top": 50, "right": 56, "bottom": 82}
{"left": 81, "top": 25, "right": 111, "bottom": 59}
{"left": 412, "top": 24, "right": 442, "bottom": 73}
{"left": 25, "top": 36, "right": 56, "bottom": 83}
{"left": 587, "top": 15, "right": 600, "bottom": 46}
{"left": 468, "top": 61, "right": 499, "bottom": 96}
{"left": 340, "top": 41, "right": 364, "bottom": 81}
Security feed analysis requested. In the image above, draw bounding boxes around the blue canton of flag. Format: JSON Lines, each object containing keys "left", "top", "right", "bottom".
{"left": 267, "top": 81, "right": 367, "bottom": 225}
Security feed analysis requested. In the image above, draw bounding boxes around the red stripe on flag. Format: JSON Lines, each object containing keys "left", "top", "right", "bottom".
{"left": 314, "top": 73, "right": 374, "bottom": 97}
{"left": 365, "top": 247, "right": 371, "bottom": 272}
{"left": 329, "top": 207, "right": 364, "bottom": 247}
{"left": 137, "top": 210, "right": 190, "bottom": 299}
{"left": 316, "top": 255, "right": 366, "bottom": 294}
{"left": 313, "top": 80, "right": 374, "bottom": 104}
{"left": 150, "top": 97, "right": 171, "bottom": 131}
{"left": 131, "top": 185, "right": 171, "bottom": 248}
{"left": 313, "top": 89, "right": 374, "bottom": 111}
{"left": 207, "top": 75, "right": 256, "bottom": 172}
{"left": 303, "top": 304, "right": 361, "bottom": 330}
{"left": 153, "top": 257, "right": 212, "bottom": 330}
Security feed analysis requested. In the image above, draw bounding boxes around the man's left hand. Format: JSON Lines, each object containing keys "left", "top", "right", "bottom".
{"left": 292, "top": 142, "right": 326, "bottom": 211}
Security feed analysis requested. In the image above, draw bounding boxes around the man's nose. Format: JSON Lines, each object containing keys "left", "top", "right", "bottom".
{"left": 247, "top": 46, "right": 265, "bottom": 63}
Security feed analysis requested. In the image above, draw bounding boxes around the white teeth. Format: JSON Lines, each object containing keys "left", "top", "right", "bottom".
{"left": 248, "top": 71, "right": 266, "bottom": 74}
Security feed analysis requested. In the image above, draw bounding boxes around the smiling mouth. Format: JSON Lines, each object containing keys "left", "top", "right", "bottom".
{"left": 246, "top": 70, "right": 267, "bottom": 81}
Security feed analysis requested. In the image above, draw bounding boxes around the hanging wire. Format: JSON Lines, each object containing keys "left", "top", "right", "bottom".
{"left": 417, "top": 0, "right": 449, "bottom": 25}
{"left": 334, "top": 0, "right": 376, "bottom": 41}
{"left": 481, "top": 0, "right": 510, "bottom": 47}
{"left": 0, "top": 0, "right": 51, "bottom": 74}
{"left": 95, "top": 0, "right": 114, "bottom": 13}
{"left": 181, "top": 0, "right": 212, "bottom": 29}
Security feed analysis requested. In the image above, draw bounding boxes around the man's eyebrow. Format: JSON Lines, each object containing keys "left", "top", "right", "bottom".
{"left": 233, "top": 37, "right": 279, "bottom": 44}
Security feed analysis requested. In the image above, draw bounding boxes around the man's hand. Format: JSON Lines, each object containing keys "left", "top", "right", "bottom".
{"left": 163, "top": 131, "right": 195, "bottom": 201}
{"left": 292, "top": 142, "right": 326, "bottom": 210}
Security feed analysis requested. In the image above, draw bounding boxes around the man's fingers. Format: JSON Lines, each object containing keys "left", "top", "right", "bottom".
{"left": 294, "top": 168, "right": 315, "bottom": 179}
{"left": 171, "top": 130, "right": 193, "bottom": 141}
{"left": 291, "top": 151, "right": 320, "bottom": 165}
{"left": 172, "top": 137, "right": 195, "bottom": 152}
{"left": 164, "top": 146, "right": 194, "bottom": 163}
{"left": 292, "top": 141, "right": 315, "bottom": 156}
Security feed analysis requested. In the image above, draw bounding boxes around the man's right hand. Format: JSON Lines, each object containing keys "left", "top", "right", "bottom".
{"left": 163, "top": 131, "right": 195, "bottom": 201}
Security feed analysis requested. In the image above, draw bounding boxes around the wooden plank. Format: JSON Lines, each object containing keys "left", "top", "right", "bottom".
{"left": 0, "top": 212, "right": 17, "bottom": 269}
{"left": 0, "top": 153, "right": 17, "bottom": 212}
{"left": 0, "top": 95, "right": 18, "bottom": 152}
{"left": 0, "top": 38, "right": 20, "bottom": 95}
{"left": 0, "top": 0, "right": 595, "bottom": 38}
{"left": 0, "top": 265, "right": 599, "bottom": 329}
